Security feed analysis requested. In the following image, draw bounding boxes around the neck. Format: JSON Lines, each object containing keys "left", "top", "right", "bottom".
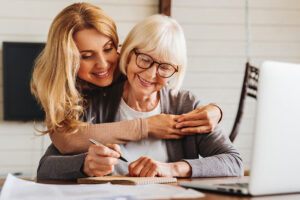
{"left": 122, "top": 81, "right": 159, "bottom": 112}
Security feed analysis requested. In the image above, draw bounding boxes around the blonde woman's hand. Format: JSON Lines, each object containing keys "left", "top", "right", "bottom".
{"left": 128, "top": 157, "right": 191, "bottom": 177}
{"left": 176, "top": 104, "right": 222, "bottom": 134}
{"left": 147, "top": 114, "right": 191, "bottom": 140}
{"left": 83, "top": 144, "right": 122, "bottom": 177}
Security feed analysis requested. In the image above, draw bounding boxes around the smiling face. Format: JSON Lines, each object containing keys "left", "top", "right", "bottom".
{"left": 74, "top": 28, "right": 118, "bottom": 87}
{"left": 126, "top": 49, "right": 174, "bottom": 98}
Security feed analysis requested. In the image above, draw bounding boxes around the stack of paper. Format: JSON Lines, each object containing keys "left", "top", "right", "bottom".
{"left": 0, "top": 174, "right": 204, "bottom": 200}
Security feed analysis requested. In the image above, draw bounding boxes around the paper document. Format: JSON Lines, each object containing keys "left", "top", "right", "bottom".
{"left": 0, "top": 174, "right": 204, "bottom": 200}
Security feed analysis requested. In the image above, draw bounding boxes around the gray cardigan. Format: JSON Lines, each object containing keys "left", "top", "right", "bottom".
{"left": 37, "top": 81, "right": 243, "bottom": 180}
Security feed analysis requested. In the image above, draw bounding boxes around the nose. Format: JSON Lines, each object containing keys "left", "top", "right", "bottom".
{"left": 95, "top": 53, "right": 108, "bottom": 69}
{"left": 144, "top": 62, "right": 159, "bottom": 78}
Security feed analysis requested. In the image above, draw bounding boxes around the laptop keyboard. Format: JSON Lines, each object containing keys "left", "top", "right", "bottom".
{"left": 217, "top": 183, "right": 249, "bottom": 188}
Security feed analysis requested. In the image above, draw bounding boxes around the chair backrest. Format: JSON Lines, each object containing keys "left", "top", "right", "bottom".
{"left": 229, "top": 62, "right": 259, "bottom": 142}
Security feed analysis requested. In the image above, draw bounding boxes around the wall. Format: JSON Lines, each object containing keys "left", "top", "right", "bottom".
{"left": 173, "top": 0, "right": 300, "bottom": 169}
{"left": 0, "top": 0, "right": 300, "bottom": 175}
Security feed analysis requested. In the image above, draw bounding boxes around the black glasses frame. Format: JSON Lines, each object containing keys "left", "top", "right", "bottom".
{"left": 133, "top": 49, "right": 178, "bottom": 78}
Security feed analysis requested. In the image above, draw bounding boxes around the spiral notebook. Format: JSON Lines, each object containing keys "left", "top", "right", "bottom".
{"left": 77, "top": 176, "right": 177, "bottom": 185}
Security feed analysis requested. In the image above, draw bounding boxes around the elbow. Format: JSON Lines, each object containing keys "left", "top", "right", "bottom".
{"left": 235, "top": 161, "right": 244, "bottom": 177}
{"left": 55, "top": 143, "right": 74, "bottom": 154}
{"left": 231, "top": 153, "right": 244, "bottom": 177}
{"left": 50, "top": 134, "right": 74, "bottom": 154}
{"left": 238, "top": 160, "right": 244, "bottom": 177}
{"left": 36, "top": 157, "right": 50, "bottom": 180}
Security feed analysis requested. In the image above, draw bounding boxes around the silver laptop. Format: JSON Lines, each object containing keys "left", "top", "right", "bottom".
{"left": 179, "top": 61, "right": 300, "bottom": 196}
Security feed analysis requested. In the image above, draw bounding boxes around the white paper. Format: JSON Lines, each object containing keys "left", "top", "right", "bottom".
{"left": 0, "top": 174, "right": 204, "bottom": 200}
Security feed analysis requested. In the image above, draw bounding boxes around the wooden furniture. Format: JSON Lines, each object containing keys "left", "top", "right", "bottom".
{"left": 159, "top": 0, "right": 171, "bottom": 16}
{"left": 2, "top": 177, "right": 300, "bottom": 199}
{"left": 229, "top": 62, "right": 259, "bottom": 142}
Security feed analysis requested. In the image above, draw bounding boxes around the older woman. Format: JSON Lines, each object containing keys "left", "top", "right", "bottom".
{"left": 31, "top": 2, "right": 222, "bottom": 156}
{"left": 107, "top": 14, "right": 242, "bottom": 177}
{"left": 37, "top": 14, "right": 243, "bottom": 180}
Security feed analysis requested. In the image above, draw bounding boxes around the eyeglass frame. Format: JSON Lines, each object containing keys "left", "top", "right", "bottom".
{"left": 133, "top": 49, "right": 178, "bottom": 78}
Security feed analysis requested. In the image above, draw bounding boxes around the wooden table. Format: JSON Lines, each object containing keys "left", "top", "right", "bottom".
{"left": 1, "top": 177, "right": 300, "bottom": 199}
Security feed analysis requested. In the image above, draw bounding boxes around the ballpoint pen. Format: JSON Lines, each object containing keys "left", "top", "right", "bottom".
{"left": 89, "top": 138, "right": 128, "bottom": 162}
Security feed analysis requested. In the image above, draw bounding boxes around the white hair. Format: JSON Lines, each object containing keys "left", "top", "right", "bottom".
{"left": 119, "top": 14, "right": 187, "bottom": 94}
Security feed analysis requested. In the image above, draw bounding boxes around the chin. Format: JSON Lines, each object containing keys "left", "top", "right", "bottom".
{"left": 95, "top": 78, "right": 113, "bottom": 87}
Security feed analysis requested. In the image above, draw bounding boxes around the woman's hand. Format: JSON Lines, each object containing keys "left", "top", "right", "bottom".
{"left": 147, "top": 114, "right": 187, "bottom": 139}
{"left": 83, "top": 144, "right": 122, "bottom": 177}
{"left": 176, "top": 104, "right": 222, "bottom": 134}
{"left": 128, "top": 157, "right": 191, "bottom": 177}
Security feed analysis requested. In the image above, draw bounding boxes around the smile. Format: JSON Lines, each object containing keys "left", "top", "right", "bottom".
{"left": 137, "top": 75, "right": 154, "bottom": 87}
{"left": 92, "top": 67, "right": 111, "bottom": 78}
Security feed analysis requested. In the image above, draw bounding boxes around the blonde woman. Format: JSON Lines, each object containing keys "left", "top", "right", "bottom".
{"left": 31, "top": 2, "right": 222, "bottom": 154}
{"left": 37, "top": 14, "right": 242, "bottom": 180}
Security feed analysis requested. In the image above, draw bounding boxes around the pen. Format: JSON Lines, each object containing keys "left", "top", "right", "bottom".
{"left": 89, "top": 138, "right": 128, "bottom": 162}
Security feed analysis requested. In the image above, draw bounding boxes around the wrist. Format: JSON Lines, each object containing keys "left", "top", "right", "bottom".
{"left": 209, "top": 103, "right": 223, "bottom": 123}
{"left": 82, "top": 160, "right": 89, "bottom": 176}
{"left": 171, "top": 161, "right": 192, "bottom": 177}
{"left": 140, "top": 118, "right": 149, "bottom": 139}
{"left": 146, "top": 117, "right": 154, "bottom": 137}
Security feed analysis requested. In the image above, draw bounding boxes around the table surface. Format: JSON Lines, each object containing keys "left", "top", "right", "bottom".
{"left": 1, "top": 177, "right": 300, "bottom": 200}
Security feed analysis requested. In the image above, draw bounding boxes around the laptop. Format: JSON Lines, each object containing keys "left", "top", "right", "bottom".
{"left": 179, "top": 61, "right": 300, "bottom": 196}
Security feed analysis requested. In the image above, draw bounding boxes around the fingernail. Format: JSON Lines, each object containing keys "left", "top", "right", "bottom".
{"left": 176, "top": 124, "right": 180, "bottom": 128}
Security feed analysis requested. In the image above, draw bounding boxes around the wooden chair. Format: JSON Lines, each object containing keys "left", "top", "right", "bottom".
{"left": 229, "top": 62, "right": 259, "bottom": 142}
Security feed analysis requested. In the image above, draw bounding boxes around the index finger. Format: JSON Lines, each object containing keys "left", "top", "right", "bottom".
{"left": 91, "top": 145, "right": 120, "bottom": 158}
{"left": 106, "top": 144, "right": 123, "bottom": 156}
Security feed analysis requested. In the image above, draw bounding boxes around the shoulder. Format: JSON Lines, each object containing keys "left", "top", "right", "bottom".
{"left": 160, "top": 86, "right": 202, "bottom": 114}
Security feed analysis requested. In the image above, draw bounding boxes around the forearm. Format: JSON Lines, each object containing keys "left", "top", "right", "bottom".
{"left": 37, "top": 144, "right": 88, "bottom": 181}
{"left": 193, "top": 126, "right": 243, "bottom": 177}
{"left": 51, "top": 118, "right": 148, "bottom": 154}
{"left": 184, "top": 153, "right": 243, "bottom": 177}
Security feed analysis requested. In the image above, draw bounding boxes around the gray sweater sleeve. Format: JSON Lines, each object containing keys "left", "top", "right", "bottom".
{"left": 37, "top": 144, "right": 88, "bottom": 180}
{"left": 165, "top": 88, "right": 243, "bottom": 177}
{"left": 184, "top": 127, "right": 244, "bottom": 177}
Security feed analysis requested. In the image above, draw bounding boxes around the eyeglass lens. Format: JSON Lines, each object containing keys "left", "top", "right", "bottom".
{"left": 136, "top": 53, "right": 176, "bottom": 78}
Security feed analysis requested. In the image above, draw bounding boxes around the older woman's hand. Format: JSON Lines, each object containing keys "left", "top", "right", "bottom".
{"left": 128, "top": 157, "right": 191, "bottom": 177}
{"left": 175, "top": 104, "right": 222, "bottom": 134}
{"left": 146, "top": 114, "right": 186, "bottom": 139}
{"left": 83, "top": 144, "right": 122, "bottom": 177}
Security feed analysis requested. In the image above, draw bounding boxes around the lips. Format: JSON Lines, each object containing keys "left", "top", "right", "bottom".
{"left": 92, "top": 67, "right": 111, "bottom": 79}
{"left": 137, "top": 75, "right": 154, "bottom": 87}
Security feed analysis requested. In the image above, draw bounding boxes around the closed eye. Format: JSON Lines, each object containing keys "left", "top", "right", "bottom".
{"left": 81, "top": 55, "right": 91, "bottom": 59}
{"left": 104, "top": 48, "right": 113, "bottom": 53}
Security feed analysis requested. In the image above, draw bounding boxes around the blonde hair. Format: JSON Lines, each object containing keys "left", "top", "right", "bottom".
{"left": 31, "top": 2, "right": 118, "bottom": 134}
{"left": 119, "top": 14, "right": 187, "bottom": 93}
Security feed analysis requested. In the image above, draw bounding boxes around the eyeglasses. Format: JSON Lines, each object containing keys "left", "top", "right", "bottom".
{"left": 133, "top": 49, "right": 178, "bottom": 78}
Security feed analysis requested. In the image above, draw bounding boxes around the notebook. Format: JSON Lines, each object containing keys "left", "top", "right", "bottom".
{"left": 78, "top": 176, "right": 177, "bottom": 185}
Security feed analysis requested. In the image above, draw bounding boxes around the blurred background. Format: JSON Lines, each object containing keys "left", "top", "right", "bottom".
{"left": 0, "top": 0, "right": 300, "bottom": 177}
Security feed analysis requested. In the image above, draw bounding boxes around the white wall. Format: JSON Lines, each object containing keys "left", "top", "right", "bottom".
{"left": 0, "top": 0, "right": 300, "bottom": 175}
{"left": 173, "top": 0, "right": 300, "bottom": 169}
